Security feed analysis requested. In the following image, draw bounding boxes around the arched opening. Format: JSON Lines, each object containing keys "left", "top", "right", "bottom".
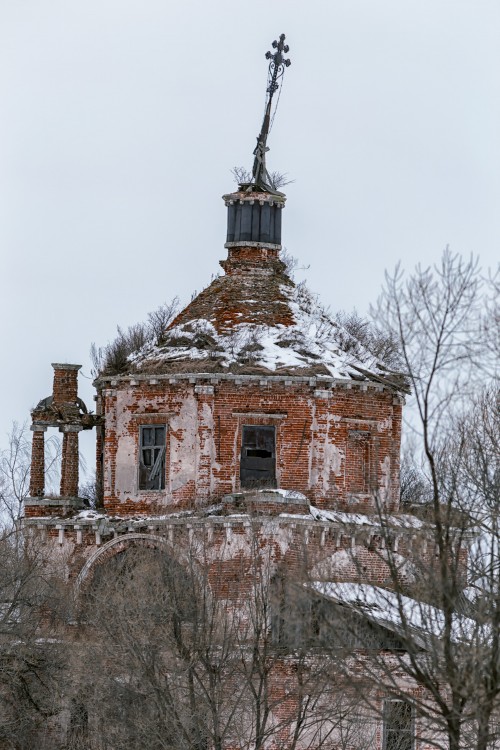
{"left": 71, "top": 537, "right": 212, "bottom": 750}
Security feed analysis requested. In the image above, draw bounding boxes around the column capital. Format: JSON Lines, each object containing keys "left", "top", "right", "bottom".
{"left": 60, "top": 424, "right": 83, "bottom": 433}
{"left": 51, "top": 363, "right": 82, "bottom": 371}
{"left": 30, "top": 424, "right": 47, "bottom": 432}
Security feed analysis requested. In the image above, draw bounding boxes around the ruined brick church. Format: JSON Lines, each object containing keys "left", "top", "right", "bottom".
{"left": 22, "top": 35, "right": 427, "bottom": 750}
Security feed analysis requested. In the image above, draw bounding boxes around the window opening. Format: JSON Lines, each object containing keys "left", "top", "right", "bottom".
{"left": 383, "top": 700, "right": 414, "bottom": 750}
{"left": 348, "top": 430, "right": 371, "bottom": 493}
{"left": 139, "top": 425, "right": 166, "bottom": 490}
{"left": 240, "top": 425, "right": 276, "bottom": 489}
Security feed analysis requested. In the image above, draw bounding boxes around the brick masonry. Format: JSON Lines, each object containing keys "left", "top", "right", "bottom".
{"left": 52, "top": 362, "right": 81, "bottom": 405}
{"left": 94, "top": 376, "right": 401, "bottom": 516}
{"left": 19, "top": 99, "right": 461, "bottom": 749}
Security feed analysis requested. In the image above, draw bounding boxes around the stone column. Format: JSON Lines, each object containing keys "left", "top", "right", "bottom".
{"left": 60, "top": 425, "right": 82, "bottom": 498}
{"left": 29, "top": 425, "right": 47, "bottom": 497}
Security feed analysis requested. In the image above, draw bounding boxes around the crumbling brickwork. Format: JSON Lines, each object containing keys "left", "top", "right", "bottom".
{"left": 93, "top": 375, "right": 401, "bottom": 516}
{"left": 25, "top": 363, "right": 101, "bottom": 515}
{"left": 52, "top": 363, "right": 80, "bottom": 405}
{"left": 29, "top": 425, "right": 46, "bottom": 497}
{"left": 20, "top": 162, "right": 435, "bottom": 750}
{"left": 60, "top": 427, "right": 81, "bottom": 498}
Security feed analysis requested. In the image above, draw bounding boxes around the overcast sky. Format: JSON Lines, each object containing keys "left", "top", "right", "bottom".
{"left": 1, "top": 0, "right": 499, "bottom": 471}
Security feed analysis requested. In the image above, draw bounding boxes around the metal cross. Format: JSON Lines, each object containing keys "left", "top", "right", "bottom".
{"left": 265, "top": 34, "right": 291, "bottom": 97}
{"left": 250, "top": 34, "right": 291, "bottom": 192}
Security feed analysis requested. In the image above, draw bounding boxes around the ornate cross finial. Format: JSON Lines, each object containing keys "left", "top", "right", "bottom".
{"left": 249, "top": 34, "right": 291, "bottom": 193}
{"left": 265, "top": 34, "right": 291, "bottom": 97}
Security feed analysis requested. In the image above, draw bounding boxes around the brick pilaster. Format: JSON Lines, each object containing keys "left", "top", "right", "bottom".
{"left": 60, "top": 426, "right": 82, "bottom": 497}
{"left": 309, "top": 392, "right": 330, "bottom": 504}
{"left": 95, "top": 426, "right": 104, "bottom": 508}
{"left": 195, "top": 384, "right": 216, "bottom": 502}
{"left": 29, "top": 425, "right": 47, "bottom": 497}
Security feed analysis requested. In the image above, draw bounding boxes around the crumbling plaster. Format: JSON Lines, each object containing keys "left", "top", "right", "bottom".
{"left": 99, "top": 378, "right": 401, "bottom": 514}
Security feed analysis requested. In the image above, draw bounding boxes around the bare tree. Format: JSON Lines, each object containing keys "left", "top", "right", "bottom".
{"left": 147, "top": 297, "right": 180, "bottom": 346}
{"left": 62, "top": 533, "right": 376, "bottom": 750}
{"left": 333, "top": 307, "right": 402, "bottom": 370}
{"left": 0, "top": 528, "right": 67, "bottom": 749}
{"left": 231, "top": 167, "right": 294, "bottom": 191}
{"left": 313, "top": 251, "right": 500, "bottom": 750}
{"left": 72, "top": 542, "right": 253, "bottom": 750}
{"left": 90, "top": 298, "right": 180, "bottom": 376}
{"left": 0, "top": 421, "right": 61, "bottom": 528}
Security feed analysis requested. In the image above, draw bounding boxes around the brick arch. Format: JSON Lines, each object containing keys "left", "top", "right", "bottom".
{"left": 75, "top": 532, "right": 199, "bottom": 594}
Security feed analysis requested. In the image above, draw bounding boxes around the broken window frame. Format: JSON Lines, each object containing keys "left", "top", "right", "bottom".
{"left": 240, "top": 424, "right": 277, "bottom": 490}
{"left": 138, "top": 425, "right": 166, "bottom": 491}
{"left": 383, "top": 699, "right": 414, "bottom": 750}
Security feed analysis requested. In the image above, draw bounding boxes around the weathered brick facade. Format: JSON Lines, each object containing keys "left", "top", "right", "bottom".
{"left": 22, "top": 173, "right": 435, "bottom": 750}
{"left": 16, "top": 30, "right": 476, "bottom": 746}
{"left": 93, "top": 375, "right": 402, "bottom": 515}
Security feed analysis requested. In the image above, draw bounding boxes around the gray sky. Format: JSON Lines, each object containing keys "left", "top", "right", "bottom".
{"left": 1, "top": 0, "right": 499, "bottom": 471}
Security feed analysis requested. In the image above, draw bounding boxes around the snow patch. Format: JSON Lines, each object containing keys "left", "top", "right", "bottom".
{"left": 129, "top": 283, "right": 390, "bottom": 380}
{"left": 311, "top": 581, "right": 476, "bottom": 641}
{"left": 260, "top": 488, "right": 307, "bottom": 501}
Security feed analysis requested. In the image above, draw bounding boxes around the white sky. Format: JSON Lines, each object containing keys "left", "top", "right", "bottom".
{"left": 1, "top": 0, "right": 499, "bottom": 473}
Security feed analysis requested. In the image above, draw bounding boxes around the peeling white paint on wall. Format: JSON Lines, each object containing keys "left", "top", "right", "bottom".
{"left": 310, "top": 549, "right": 357, "bottom": 579}
{"left": 115, "top": 434, "right": 136, "bottom": 498}
{"left": 309, "top": 406, "right": 345, "bottom": 495}
{"left": 379, "top": 455, "right": 391, "bottom": 506}
{"left": 170, "top": 391, "right": 198, "bottom": 493}
{"left": 320, "top": 413, "right": 344, "bottom": 495}
{"left": 377, "top": 417, "right": 392, "bottom": 433}
{"left": 321, "top": 443, "right": 344, "bottom": 495}
{"left": 197, "top": 400, "right": 221, "bottom": 496}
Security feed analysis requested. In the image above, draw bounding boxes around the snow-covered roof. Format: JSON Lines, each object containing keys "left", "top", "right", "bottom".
{"left": 310, "top": 581, "right": 476, "bottom": 643}
{"left": 128, "top": 274, "right": 406, "bottom": 388}
{"left": 70, "top": 502, "right": 423, "bottom": 530}
{"left": 308, "top": 505, "right": 424, "bottom": 529}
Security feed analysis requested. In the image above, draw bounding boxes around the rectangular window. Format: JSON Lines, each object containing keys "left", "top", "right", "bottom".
{"left": 139, "top": 425, "right": 166, "bottom": 490}
{"left": 383, "top": 700, "right": 414, "bottom": 750}
{"left": 240, "top": 425, "right": 276, "bottom": 489}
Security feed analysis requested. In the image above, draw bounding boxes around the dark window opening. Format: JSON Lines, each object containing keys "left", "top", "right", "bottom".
{"left": 240, "top": 425, "right": 276, "bottom": 489}
{"left": 246, "top": 448, "right": 271, "bottom": 459}
{"left": 383, "top": 700, "right": 414, "bottom": 750}
{"left": 139, "top": 425, "right": 166, "bottom": 490}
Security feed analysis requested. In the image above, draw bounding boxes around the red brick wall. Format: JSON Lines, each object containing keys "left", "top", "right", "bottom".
{"left": 98, "top": 378, "right": 402, "bottom": 516}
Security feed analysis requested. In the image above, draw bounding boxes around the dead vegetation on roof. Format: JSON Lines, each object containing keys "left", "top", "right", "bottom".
{"left": 90, "top": 298, "right": 180, "bottom": 377}
{"left": 90, "top": 256, "right": 404, "bottom": 387}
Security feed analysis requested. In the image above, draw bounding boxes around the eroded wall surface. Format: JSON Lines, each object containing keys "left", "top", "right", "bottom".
{"left": 97, "top": 377, "right": 402, "bottom": 515}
